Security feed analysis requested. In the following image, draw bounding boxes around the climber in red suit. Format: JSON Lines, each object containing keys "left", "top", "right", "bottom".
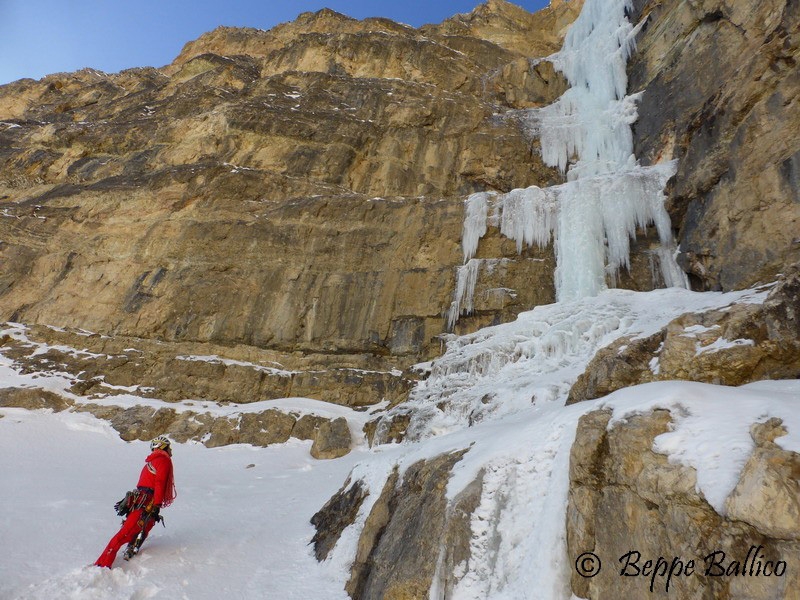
{"left": 95, "top": 436, "right": 177, "bottom": 568}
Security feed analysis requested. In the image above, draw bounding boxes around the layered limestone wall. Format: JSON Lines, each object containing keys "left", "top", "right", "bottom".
{"left": 0, "top": 1, "right": 587, "bottom": 409}
{"left": 0, "top": 323, "right": 412, "bottom": 406}
{"left": 629, "top": 0, "right": 800, "bottom": 291}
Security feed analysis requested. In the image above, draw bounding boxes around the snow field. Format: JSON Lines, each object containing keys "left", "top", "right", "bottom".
{"left": 0, "top": 408, "right": 361, "bottom": 600}
{"left": 2, "top": 296, "right": 798, "bottom": 599}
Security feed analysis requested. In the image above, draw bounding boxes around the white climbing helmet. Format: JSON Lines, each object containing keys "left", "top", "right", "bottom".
{"left": 150, "top": 435, "right": 171, "bottom": 453}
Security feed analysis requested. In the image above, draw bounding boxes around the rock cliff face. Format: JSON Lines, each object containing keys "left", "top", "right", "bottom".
{"left": 0, "top": 0, "right": 584, "bottom": 409}
{"left": 2, "top": 1, "right": 800, "bottom": 598}
{"left": 303, "top": 1, "right": 799, "bottom": 599}
{"left": 629, "top": 0, "right": 800, "bottom": 291}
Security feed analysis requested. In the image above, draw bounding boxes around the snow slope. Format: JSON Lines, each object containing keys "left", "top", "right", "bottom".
{"left": 0, "top": 408, "right": 360, "bottom": 600}
{"left": 404, "top": 285, "right": 769, "bottom": 440}
{"left": 3, "top": 370, "right": 799, "bottom": 599}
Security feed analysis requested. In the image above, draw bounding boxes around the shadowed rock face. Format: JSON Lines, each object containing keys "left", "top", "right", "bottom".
{"left": 0, "top": 2, "right": 584, "bottom": 409}
{"left": 311, "top": 478, "right": 369, "bottom": 561}
{"left": 629, "top": 0, "right": 800, "bottom": 291}
{"left": 342, "top": 451, "right": 474, "bottom": 600}
{"left": 309, "top": 450, "right": 482, "bottom": 598}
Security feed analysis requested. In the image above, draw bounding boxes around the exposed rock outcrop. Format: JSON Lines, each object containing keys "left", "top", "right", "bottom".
{"left": 568, "top": 409, "right": 800, "bottom": 599}
{"left": 425, "top": 0, "right": 581, "bottom": 57}
{"left": 311, "top": 477, "right": 369, "bottom": 561}
{"left": 726, "top": 418, "right": 800, "bottom": 540}
{"left": 1, "top": 1, "right": 799, "bottom": 598}
{"left": 0, "top": 384, "right": 356, "bottom": 454}
{"left": 1, "top": 323, "right": 411, "bottom": 406}
{"left": 310, "top": 416, "right": 353, "bottom": 459}
{"left": 0, "top": 386, "right": 71, "bottom": 411}
{"left": 568, "top": 268, "right": 800, "bottom": 403}
{"left": 310, "top": 451, "right": 476, "bottom": 600}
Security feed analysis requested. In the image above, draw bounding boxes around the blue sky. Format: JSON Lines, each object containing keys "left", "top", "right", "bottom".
{"left": 0, "top": 0, "right": 550, "bottom": 85}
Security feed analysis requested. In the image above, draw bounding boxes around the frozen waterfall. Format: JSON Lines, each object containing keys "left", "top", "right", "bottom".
{"left": 446, "top": 0, "right": 688, "bottom": 328}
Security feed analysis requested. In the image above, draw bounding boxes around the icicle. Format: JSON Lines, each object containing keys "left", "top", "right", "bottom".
{"left": 655, "top": 246, "right": 690, "bottom": 289}
{"left": 498, "top": 187, "right": 556, "bottom": 253}
{"left": 532, "top": 0, "right": 686, "bottom": 300}
{"left": 446, "top": 259, "right": 482, "bottom": 331}
{"left": 462, "top": 193, "right": 490, "bottom": 263}
{"left": 448, "top": 193, "right": 492, "bottom": 330}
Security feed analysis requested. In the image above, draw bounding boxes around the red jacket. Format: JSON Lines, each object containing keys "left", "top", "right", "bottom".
{"left": 136, "top": 449, "right": 175, "bottom": 507}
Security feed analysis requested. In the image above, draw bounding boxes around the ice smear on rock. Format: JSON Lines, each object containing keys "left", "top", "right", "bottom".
{"left": 447, "top": 259, "right": 483, "bottom": 331}
{"left": 403, "top": 287, "right": 769, "bottom": 441}
{"left": 461, "top": 192, "right": 490, "bottom": 263}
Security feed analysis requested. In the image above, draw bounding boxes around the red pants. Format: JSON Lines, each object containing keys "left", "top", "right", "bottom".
{"left": 95, "top": 508, "right": 156, "bottom": 568}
